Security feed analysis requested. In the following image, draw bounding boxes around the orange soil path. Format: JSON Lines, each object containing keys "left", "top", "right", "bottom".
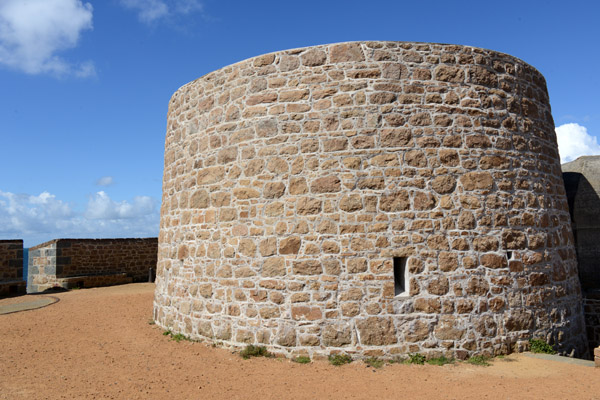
{"left": 1, "top": 283, "right": 598, "bottom": 399}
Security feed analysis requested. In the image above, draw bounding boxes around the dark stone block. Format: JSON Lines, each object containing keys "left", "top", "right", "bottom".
{"left": 56, "top": 256, "right": 71, "bottom": 266}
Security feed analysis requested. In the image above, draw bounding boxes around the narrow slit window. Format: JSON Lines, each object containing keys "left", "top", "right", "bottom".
{"left": 393, "top": 257, "right": 407, "bottom": 296}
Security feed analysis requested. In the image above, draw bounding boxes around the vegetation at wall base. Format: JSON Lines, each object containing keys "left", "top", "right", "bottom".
{"left": 170, "top": 333, "right": 187, "bottom": 342}
{"left": 162, "top": 330, "right": 192, "bottom": 342}
{"left": 529, "top": 339, "right": 556, "bottom": 354}
{"left": 240, "top": 345, "right": 272, "bottom": 359}
{"left": 426, "top": 356, "right": 455, "bottom": 366}
{"left": 328, "top": 353, "right": 353, "bottom": 366}
{"left": 292, "top": 356, "right": 311, "bottom": 364}
{"left": 405, "top": 353, "right": 426, "bottom": 365}
{"left": 364, "top": 357, "right": 384, "bottom": 369}
{"left": 466, "top": 355, "right": 490, "bottom": 366}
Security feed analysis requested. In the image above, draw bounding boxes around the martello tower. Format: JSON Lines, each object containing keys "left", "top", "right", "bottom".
{"left": 154, "top": 41, "right": 587, "bottom": 359}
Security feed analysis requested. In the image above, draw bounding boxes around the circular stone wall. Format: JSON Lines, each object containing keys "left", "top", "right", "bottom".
{"left": 154, "top": 41, "right": 588, "bottom": 359}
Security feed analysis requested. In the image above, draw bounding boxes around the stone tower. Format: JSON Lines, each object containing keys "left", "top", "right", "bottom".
{"left": 154, "top": 41, "right": 588, "bottom": 359}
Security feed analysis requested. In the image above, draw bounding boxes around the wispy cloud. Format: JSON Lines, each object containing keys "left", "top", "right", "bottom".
{"left": 0, "top": 190, "right": 159, "bottom": 247}
{"left": 120, "top": 0, "right": 168, "bottom": 23}
{"left": 0, "top": 0, "right": 95, "bottom": 77}
{"left": 556, "top": 123, "right": 600, "bottom": 163}
{"left": 96, "top": 176, "right": 115, "bottom": 187}
{"left": 119, "top": 0, "right": 203, "bottom": 24}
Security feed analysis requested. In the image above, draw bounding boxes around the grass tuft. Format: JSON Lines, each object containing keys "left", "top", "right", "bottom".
{"left": 529, "top": 338, "right": 556, "bottom": 354}
{"left": 466, "top": 355, "right": 490, "bottom": 366}
{"left": 240, "top": 345, "right": 271, "bottom": 359}
{"left": 426, "top": 356, "right": 455, "bottom": 366}
{"left": 364, "top": 357, "right": 384, "bottom": 369}
{"left": 292, "top": 356, "right": 311, "bottom": 364}
{"left": 328, "top": 353, "right": 353, "bottom": 366}
{"left": 171, "top": 333, "right": 187, "bottom": 342}
{"left": 405, "top": 353, "right": 426, "bottom": 365}
{"left": 162, "top": 330, "right": 191, "bottom": 342}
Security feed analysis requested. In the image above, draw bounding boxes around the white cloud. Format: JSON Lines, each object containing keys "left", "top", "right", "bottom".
{"left": 0, "top": 0, "right": 94, "bottom": 77}
{"left": 119, "top": 0, "right": 202, "bottom": 24}
{"left": 96, "top": 176, "right": 114, "bottom": 186}
{"left": 85, "top": 191, "right": 155, "bottom": 219}
{"left": 556, "top": 123, "right": 600, "bottom": 163}
{"left": 0, "top": 191, "right": 73, "bottom": 236}
{"left": 0, "top": 190, "right": 159, "bottom": 247}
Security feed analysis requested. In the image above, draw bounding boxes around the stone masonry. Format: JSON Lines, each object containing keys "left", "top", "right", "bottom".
{"left": 27, "top": 238, "right": 157, "bottom": 293}
{"left": 154, "top": 41, "right": 588, "bottom": 360}
{"left": 0, "top": 240, "right": 26, "bottom": 297}
{"left": 583, "top": 294, "right": 600, "bottom": 357}
{"left": 562, "top": 156, "right": 600, "bottom": 357}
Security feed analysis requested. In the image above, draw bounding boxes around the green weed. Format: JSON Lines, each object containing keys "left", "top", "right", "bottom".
{"left": 162, "top": 330, "right": 191, "bottom": 342}
{"left": 292, "top": 356, "right": 311, "bottom": 364}
{"left": 466, "top": 355, "right": 490, "bottom": 366}
{"left": 171, "top": 333, "right": 187, "bottom": 342}
{"left": 426, "top": 356, "right": 454, "bottom": 366}
{"left": 240, "top": 345, "right": 271, "bottom": 359}
{"left": 529, "top": 338, "right": 556, "bottom": 354}
{"left": 328, "top": 353, "right": 353, "bottom": 366}
{"left": 365, "top": 357, "right": 384, "bottom": 369}
{"left": 405, "top": 353, "right": 426, "bottom": 365}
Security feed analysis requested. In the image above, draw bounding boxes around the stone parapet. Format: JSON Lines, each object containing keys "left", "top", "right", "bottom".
{"left": 562, "top": 156, "right": 600, "bottom": 292}
{"left": 0, "top": 280, "right": 26, "bottom": 297}
{"left": 562, "top": 157, "right": 600, "bottom": 358}
{"left": 27, "top": 238, "right": 157, "bottom": 293}
{"left": 0, "top": 240, "right": 23, "bottom": 281}
{"left": 583, "top": 291, "right": 600, "bottom": 357}
{"left": 0, "top": 240, "right": 26, "bottom": 297}
{"left": 154, "top": 41, "right": 588, "bottom": 359}
{"left": 56, "top": 273, "right": 133, "bottom": 289}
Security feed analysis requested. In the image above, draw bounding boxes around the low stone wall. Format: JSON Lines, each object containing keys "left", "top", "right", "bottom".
{"left": 56, "top": 273, "right": 133, "bottom": 289}
{"left": 584, "top": 291, "right": 600, "bottom": 357}
{"left": 0, "top": 240, "right": 26, "bottom": 297}
{"left": 27, "top": 238, "right": 157, "bottom": 293}
{"left": 0, "top": 240, "right": 24, "bottom": 281}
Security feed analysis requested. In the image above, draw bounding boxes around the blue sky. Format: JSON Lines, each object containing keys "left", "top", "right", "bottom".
{"left": 1, "top": 0, "right": 599, "bottom": 247}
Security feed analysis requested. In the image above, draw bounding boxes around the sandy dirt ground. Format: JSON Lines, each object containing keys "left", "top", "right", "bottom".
{"left": 1, "top": 283, "right": 598, "bottom": 400}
